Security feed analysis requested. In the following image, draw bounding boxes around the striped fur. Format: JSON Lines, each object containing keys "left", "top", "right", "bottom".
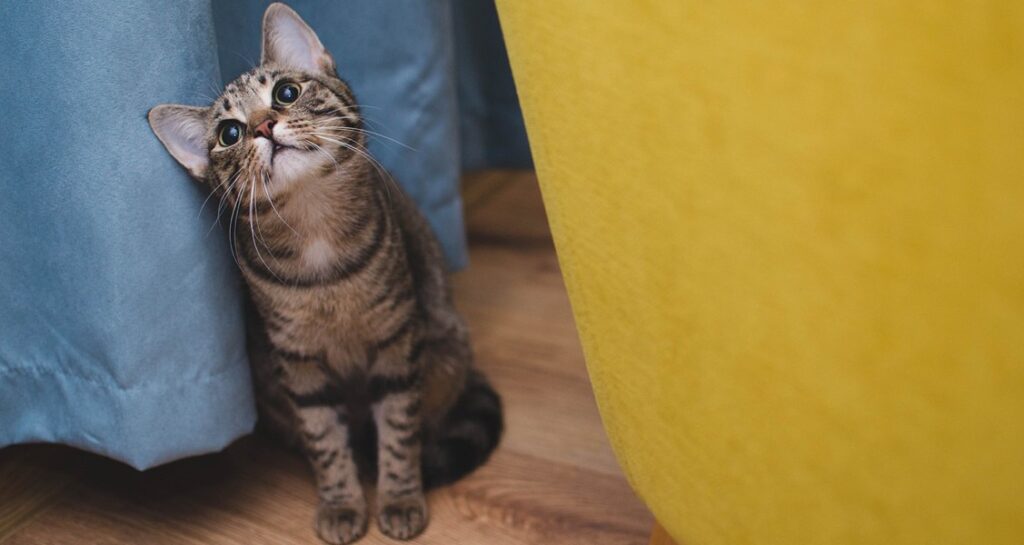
{"left": 147, "top": 4, "right": 502, "bottom": 544}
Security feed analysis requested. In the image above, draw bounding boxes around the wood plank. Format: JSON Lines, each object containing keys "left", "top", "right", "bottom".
{"left": 0, "top": 449, "right": 75, "bottom": 542}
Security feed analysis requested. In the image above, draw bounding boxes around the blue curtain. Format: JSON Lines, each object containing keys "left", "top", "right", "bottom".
{"left": 0, "top": 0, "right": 528, "bottom": 469}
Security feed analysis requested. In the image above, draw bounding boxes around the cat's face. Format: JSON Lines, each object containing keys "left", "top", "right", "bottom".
{"left": 200, "top": 62, "right": 362, "bottom": 202}
{"left": 148, "top": 3, "right": 361, "bottom": 206}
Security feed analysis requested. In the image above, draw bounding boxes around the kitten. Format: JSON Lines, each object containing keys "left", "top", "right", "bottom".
{"left": 147, "top": 4, "right": 502, "bottom": 543}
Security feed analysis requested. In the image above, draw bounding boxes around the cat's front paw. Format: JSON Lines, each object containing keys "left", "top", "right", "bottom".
{"left": 315, "top": 500, "right": 368, "bottom": 545}
{"left": 377, "top": 494, "right": 428, "bottom": 540}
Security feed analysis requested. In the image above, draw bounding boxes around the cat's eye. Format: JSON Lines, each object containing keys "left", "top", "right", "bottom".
{"left": 273, "top": 82, "right": 301, "bottom": 105}
{"left": 218, "top": 120, "right": 244, "bottom": 147}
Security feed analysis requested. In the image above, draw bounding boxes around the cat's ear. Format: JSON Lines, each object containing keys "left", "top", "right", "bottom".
{"left": 147, "top": 105, "right": 210, "bottom": 180}
{"left": 261, "top": 3, "right": 337, "bottom": 76}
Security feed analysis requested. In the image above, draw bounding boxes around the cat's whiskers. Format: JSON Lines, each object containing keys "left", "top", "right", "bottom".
{"left": 226, "top": 170, "right": 247, "bottom": 271}
{"left": 310, "top": 131, "right": 400, "bottom": 205}
{"left": 212, "top": 169, "right": 248, "bottom": 236}
{"left": 227, "top": 49, "right": 259, "bottom": 72}
{"left": 189, "top": 87, "right": 220, "bottom": 105}
{"left": 214, "top": 169, "right": 248, "bottom": 228}
{"left": 319, "top": 120, "right": 415, "bottom": 151}
{"left": 205, "top": 80, "right": 222, "bottom": 101}
{"left": 320, "top": 103, "right": 392, "bottom": 133}
{"left": 201, "top": 169, "right": 242, "bottom": 220}
{"left": 227, "top": 160, "right": 260, "bottom": 270}
{"left": 262, "top": 170, "right": 300, "bottom": 238}
{"left": 309, "top": 132, "right": 381, "bottom": 173}
{"left": 305, "top": 140, "right": 341, "bottom": 172}
{"left": 311, "top": 107, "right": 407, "bottom": 148}
{"left": 250, "top": 177, "right": 274, "bottom": 249}
{"left": 252, "top": 178, "right": 286, "bottom": 264}
{"left": 247, "top": 173, "right": 282, "bottom": 280}
{"left": 316, "top": 109, "right": 360, "bottom": 121}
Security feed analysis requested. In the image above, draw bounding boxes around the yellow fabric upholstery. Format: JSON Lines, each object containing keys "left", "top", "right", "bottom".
{"left": 495, "top": 2, "right": 1023, "bottom": 544}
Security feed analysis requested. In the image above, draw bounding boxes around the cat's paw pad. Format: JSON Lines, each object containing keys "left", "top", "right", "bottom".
{"left": 377, "top": 495, "right": 428, "bottom": 540}
{"left": 315, "top": 501, "right": 368, "bottom": 545}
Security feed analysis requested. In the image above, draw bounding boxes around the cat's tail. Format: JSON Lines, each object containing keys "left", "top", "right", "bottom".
{"left": 422, "top": 370, "right": 504, "bottom": 489}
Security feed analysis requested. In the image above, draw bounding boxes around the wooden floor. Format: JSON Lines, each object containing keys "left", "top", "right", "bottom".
{"left": 0, "top": 171, "right": 652, "bottom": 545}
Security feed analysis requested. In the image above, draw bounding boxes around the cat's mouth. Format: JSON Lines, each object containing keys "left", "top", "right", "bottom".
{"left": 270, "top": 142, "right": 295, "bottom": 165}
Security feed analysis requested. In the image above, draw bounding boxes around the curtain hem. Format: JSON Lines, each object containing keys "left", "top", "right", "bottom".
{"left": 0, "top": 355, "right": 256, "bottom": 470}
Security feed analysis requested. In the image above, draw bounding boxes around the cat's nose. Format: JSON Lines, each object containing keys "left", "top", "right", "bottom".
{"left": 254, "top": 119, "right": 276, "bottom": 140}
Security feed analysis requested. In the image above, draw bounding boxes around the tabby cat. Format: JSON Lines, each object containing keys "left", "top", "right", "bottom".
{"left": 147, "top": 4, "right": 502, "bottom": 543}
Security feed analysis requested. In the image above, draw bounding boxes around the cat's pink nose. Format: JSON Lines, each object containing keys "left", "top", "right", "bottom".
{"left": 254, "top": 119, "right": 276, "bottom": 140}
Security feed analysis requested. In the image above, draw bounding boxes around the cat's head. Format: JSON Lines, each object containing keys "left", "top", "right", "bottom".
{"left": 148, "top": 3, "right": 362, "bottom": 204}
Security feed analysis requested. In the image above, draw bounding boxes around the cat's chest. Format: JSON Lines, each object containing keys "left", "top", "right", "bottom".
{"left": 298, "top": 236, "right": 338, "bottom": 271}
{"left": 272, "top": 284, "right": 373, "bottom": 334}
{"left": 257, "top": 287, "right": 380, "bottom": 371}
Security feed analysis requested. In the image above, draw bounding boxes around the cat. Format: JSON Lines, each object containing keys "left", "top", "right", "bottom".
{"left": 147, "top": 3, "right": 502, "bottom": 543}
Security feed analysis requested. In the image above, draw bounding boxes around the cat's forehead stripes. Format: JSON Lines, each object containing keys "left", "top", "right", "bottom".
{"left": 216, "top": 68, "right": 279, "bottom": 119}
{"left": 211, "top": 67, "right": 359, "bottom": 129}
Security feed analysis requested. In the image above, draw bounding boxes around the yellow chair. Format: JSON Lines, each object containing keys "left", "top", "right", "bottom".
{"left": 495, "top": 2, "right": 1024, "bottom": 544}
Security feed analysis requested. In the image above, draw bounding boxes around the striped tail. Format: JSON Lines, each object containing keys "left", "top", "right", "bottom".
{"left": 422, "top": 370, "right": 504, "bottom": 489}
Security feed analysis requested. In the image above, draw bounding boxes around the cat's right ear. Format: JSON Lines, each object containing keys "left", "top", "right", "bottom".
{"left": 261, "top": 3, "right": 337, "bottom": 76}
{"left": 147, "top": 105, "right": 210, "bottom": 180}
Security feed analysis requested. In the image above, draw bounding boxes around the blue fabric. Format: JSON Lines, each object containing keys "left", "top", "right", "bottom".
{"left": 0, "top": 0, "right": 252, "bottom": 470}
{"left": 452, "top": 1, "right": 533, "bottom": 171}
{"left": 0, "top": 1, "right": 528, "bottom": 469}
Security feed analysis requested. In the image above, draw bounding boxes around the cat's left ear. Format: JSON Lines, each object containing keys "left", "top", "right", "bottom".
{"left": 148, "top": 105, "right": 210, "bottom": 180}
{"left": 261, "top": 3, "right": 337, "bottom": 77}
